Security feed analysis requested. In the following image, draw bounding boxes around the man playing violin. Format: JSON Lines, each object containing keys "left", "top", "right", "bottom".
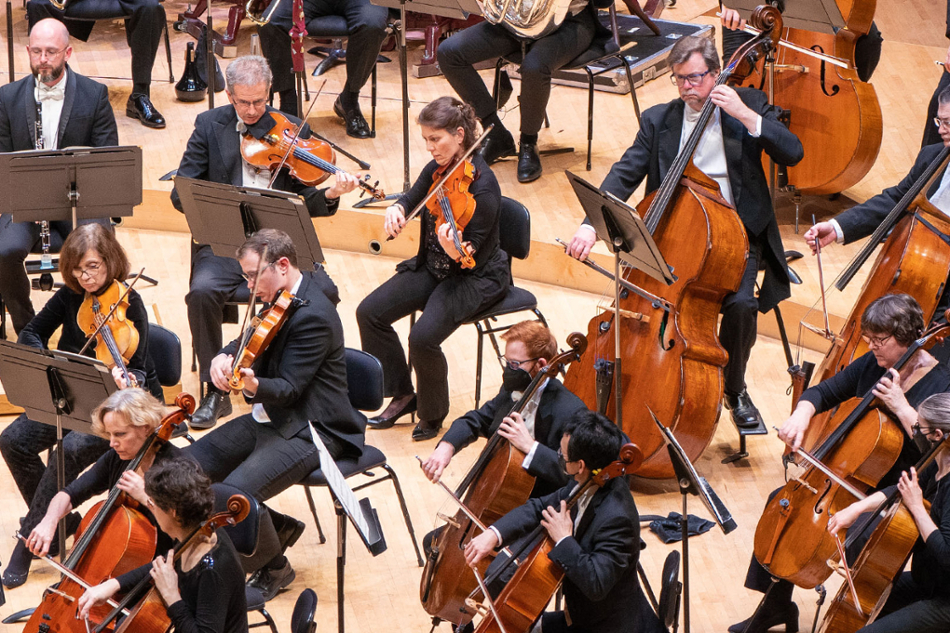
{"left": 184, "top": 228, "right": 366, "bottom": 601}
{"left": 567, "top": 35, "right": 804, "bottom": 431}
{"left": 464, "top": 410, "right": 663, "bottom": 633}
{"left": 171, "top": 55, "right": 359, "bottom": 430}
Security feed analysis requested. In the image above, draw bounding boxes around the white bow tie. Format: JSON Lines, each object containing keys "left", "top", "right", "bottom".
{"left": 37, "top": 84, "right": 65, "bottom": 101}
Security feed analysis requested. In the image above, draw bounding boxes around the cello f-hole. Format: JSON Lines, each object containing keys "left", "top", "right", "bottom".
{"left": 812, "top": 45, "right": 840, "bottom": 97}
{"left": 814, "top": 479, "right": 832, "bottom": 514}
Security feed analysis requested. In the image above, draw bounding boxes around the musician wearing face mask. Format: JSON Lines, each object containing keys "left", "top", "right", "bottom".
{"left": 0, "top": 18, "right": 117, "bottom": 337}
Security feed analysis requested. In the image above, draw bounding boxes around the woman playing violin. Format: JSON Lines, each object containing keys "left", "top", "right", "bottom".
{"left": 357, "top": 96, "right": 508, "bottom": 441}
{"left": 79, "top": 457, "right": 248, "bottom": 633}
{"left": 731, "top": 294, "right": 950, "bottom": 633}
{"left": 0, "top": 224, "right": 162, "bottom": 589}
{"left": 828, "top": 392, "right": 950, "bottom": 633}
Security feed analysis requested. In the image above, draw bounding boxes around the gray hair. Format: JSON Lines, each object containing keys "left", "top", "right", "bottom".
{"left": 225, "top": 55, "right": 273, "bottom": 91}
{"left": 939, "top": 86, "right": 950, "bottom": 107}
{"left": 918, "top": 393, "right": 950, "bottom": 432}
{"left": 669, "top": 35, "right": 720, "bottom": 73}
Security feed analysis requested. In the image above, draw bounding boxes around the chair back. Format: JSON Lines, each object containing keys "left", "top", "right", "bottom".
{"left": 344, "top": 348, "right": 384, "bottom": 411}
{"left": 658, "top": 550, "right": 682, "bottom": 631}
{"left": 290, "top": 588, "right": 318, "bottom": 633}
{"left": 498, "top": 197, "right": 531, "bottom": 261}
{"left": 211, "top": 483, "right": 260, "bottom": 557}
{"left": 148, "top": 323, "right": 182, "bottom": 387}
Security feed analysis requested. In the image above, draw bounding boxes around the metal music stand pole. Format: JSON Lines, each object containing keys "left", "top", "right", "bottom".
{"left": 6, "top": 0, "right": 14, "bottom": 83}
{"left": 206, "top": 0, "right": 215, "bottom": 109}
{"left": 398, "top": 0, "right": 410, "bottom": 192}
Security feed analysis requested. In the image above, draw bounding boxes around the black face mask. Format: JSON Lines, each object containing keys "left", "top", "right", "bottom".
{"left": 913, "top": 429, "right": 937, "bottom": 453}
{"left": 503, "top": 366, "right": 533, "bottom": 393}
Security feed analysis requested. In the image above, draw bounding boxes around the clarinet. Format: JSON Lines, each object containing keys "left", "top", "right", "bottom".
{"left": 34, "top": 91, "right": 53, "bottom": 271}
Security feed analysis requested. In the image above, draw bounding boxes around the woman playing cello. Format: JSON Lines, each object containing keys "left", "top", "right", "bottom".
{"left": 0, "top": 223, "right": 163, "bottom": 588}
{"left": 357, "top": 96, "right": 507, "bottom": 441}
{"left": 79, "top": 457, "right": 248, "bottom": 633}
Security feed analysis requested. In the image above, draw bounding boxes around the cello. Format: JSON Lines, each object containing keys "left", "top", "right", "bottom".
{"left": 562, "top": 7, "right": 782, "bottom": 479}
{"left": 22, "top": 394, "right": 196, "bottom": 633}
{"left": 420, "top": 333, "right": 587, "bottom": 626}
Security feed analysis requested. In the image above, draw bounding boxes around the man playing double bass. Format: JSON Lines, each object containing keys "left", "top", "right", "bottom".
{"left": 567, "top": 35, "right": 803, "bottom": 430}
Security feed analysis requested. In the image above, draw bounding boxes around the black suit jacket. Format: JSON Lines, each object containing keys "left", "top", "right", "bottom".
{"left": 835, "top": 143, "right": 948, "bottom": 244}
{"left": 171, "top": 104, "right": 337, "bottom": 219}
{"left": 598, "top": 88, "right": 804, "bottom": 312}
{"left": 0, "top": 68, "right": 117, "bottom": 151}
{"left": 221, "top": 270, "right": 366, "bottom": 455}
{"left": 440, "top": 379, "right": 587, "bottom": 498}
{"left": 492, "top": 477, "right": 663, "bottom": 633}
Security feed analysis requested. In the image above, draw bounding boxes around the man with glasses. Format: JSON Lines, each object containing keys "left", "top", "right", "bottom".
{"left": 171, "top": 55, "right": 359, "bottom": 430}
{"left": 567, "top": 34, "right": 803, "bottom": 431}
{"left": 0, "top": 18, "right": 117, "bottom": 336}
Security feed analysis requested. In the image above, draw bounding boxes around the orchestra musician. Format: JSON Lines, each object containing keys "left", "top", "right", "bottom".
{"left": 731, "top": 294, "right": 950, "bottom": 633}
{"left": 921, "top": 3, "right": 950, "bottom": 148}
{"left": 827, "top": 392, "right": 950, "bottom": 633}
{"left": 183, "top": 228, "right": 366, "bottom": 601}
{"left": 356, "top": 96, "right": 508, "bottom": 441}
{"left": 566, "top": 34, "right": 803, "bottom": 430}
{"left": 170, "top": 55, "right": 358, "bottom": 430}
{"left": 0, "top": 18, "right": 117, "bottom": 337}
{"left": 464, "top": 410, "right": 663, "bottom": 633}
{"left": 436, "top": 0, "right": 613, "bottom": 183}
{"left": 27, "top": 0, "right": 168, "bottom": 128}
{"left": 257, "top": 0, "right": 388, "bottom": 139}
{"left": 0, "top": 224, "right": 163, "bottom": 589}
{"left": 78, "top": 457, "right": 249, "bottom": 633}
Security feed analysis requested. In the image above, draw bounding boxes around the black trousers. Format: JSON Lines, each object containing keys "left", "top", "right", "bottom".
{"left": 436, "top": 10, "right": 597, "bottom": 137}
{"left": 257, "top": 0, "right": 389, "bottom": 96}
{"left": 27, "top": 0, "right": 164, "bottom": 91}
{"left": 859, "top": 573, "right": 950, "bottom": 633}
{"left": 0, "top": 415, "right": 110, "bottom": 534}
{"left": 0, "top": 215, "right": 110, "bottom": 335}
{"left": 922, "top": 70, "right": 950, "bottom": 148}
{"left": 720, "top": 236, "right": 762, "bottom": 396}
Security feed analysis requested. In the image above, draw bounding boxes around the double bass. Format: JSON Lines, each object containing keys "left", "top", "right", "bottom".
{"left": 563, "top": 7, "right": 783, "bottom": 479}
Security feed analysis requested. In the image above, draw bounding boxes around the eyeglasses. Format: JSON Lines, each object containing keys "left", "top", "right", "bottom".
{"left": 233, "top": 97, "right": 268, "bottom": 109}
{"left": 28, "top": 47, "right": 67, "bottom": 59}
{"left": 934, "top": 117, "right": 950, "bottom": 129}
{"left": 913, "top": 423, "right": 938, "bottom": 438}
{"left": 241, "top": 262, "right": 274, "bottom": 283}
{"left": 557, "top": 448, "right": 577, "bottom": 463}
{"left": 72, "top": 262, "right": 103, "bottom": 279}
{"left": 861, "top": 333, "right": 893, "bottom": 347}
{"left": 670, "top": 70, "right": 712, "bottom": 87}
{"left": 500, "top": 355, "right": 539, "bottom": 370}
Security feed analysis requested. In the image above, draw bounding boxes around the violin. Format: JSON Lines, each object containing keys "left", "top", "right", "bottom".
{"left": 426, "top": 159, "right": 477, "bottom": 269}
{"left": 229, "top": 289, "right": 297, "bottom": 392}
{"left": 77, "top": 278, "right": 141, "bottom": 389}
{"left": 239, "top": 110, "right": 385, "bottom": 200}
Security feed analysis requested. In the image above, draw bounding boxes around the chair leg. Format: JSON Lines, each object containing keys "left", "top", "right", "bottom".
{"left": 621, "top": 56, "right": 642, "bottom": 124}
{"left": 163, "top": 19, "right": 174, "bottom": 83}
{"left": 336, "top": 501, "right": 347, "bottom": 633}
{"left": 586, "top": 66, "right": 595, "bottom": 171}
{"left": 249, "top": 607, "right": 279, "bottom": 633}
{"left": 371, "top": 63, "right": 377, "bottom": 137}
{"left": 304, "top": 485, "right": 328, "bottom": 544}
{"left": 493, "top": 57, "right": 505, "bottom": 110}
{"left": 382, "top": 463, "right": 425, "bottom": 566}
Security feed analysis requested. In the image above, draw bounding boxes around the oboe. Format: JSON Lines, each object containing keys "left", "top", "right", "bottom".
{"left": 34, "top": 90, "right": 53, "bottom": 272}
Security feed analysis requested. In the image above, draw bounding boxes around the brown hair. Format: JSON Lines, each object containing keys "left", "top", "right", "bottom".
{"left": 91, "top": 388, "right": 165, "bottom": 436}
{"left": 417, "top": 96, "right": 480, "bottom": 151}
{"left": 500, "top": 321, "right": 557, "bottom": 362}
{"left": 669, "top": 35, "right": 721, "bottom": 73}
{"left": 861, "top": 293, "right": 925, "bottom": 347}
{"left": 144, "top": 457, "right": 215, "bottom": 530}
{"left": 59, "top": 224, "right": 130, "bottom": 294}
{"left": 236, "top": 228, "right": 298, "bottom": 268}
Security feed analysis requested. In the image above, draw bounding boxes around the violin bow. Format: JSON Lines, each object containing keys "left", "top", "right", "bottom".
{"left": 468, "top": 566, "right": 510, "bottom": 633}
{"left": 800, "top": 215, "right": 836, "bottom": 341}
{"left": 77, "top": 268, "right": 146, "bottom": 357}
{"left": 832, "top": 534, "right": 864, "bottom": 616}
{"left": 723, "top": 17, "right": 849, "bottom": 68}
{"left": 266, "top": 79, "right": 327, "bottom": 189}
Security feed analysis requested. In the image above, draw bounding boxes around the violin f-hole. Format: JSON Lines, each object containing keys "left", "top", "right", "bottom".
{"left": 811, "top": 45, "right": 840, "bottom": 98}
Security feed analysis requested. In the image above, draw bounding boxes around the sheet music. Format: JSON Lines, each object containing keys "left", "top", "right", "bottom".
{"left": 306, "top": 423, "right": 375, "bottom": 543}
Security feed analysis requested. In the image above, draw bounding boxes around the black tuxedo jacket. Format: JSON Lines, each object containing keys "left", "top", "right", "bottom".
{"left": 493, "top": 476, "right": 663, "bottom": 633}
{"left": 598, "top": 87, "right": 804, "bottom": 312}
{"left": 0, "top": 68, "right": 117, "bottom": 151}
{"left": 221, "top": 270, "right": 366, "bottom": 455}
{"left": 440, "top": 379, "right": 587, "bottom": 498}
{"left": 835, "top": 143, "right": 948, "bottom": 244}
{"left": 171, "top": 104, "right": 337, "bottom": 219}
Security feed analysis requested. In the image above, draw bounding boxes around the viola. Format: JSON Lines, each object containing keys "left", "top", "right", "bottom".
{"left": 420, "top": 333, "right": 587, "bottom": 625}
{"left": 229, "top": 289, "right": 297, "bottom": 392}
{"left": 426, "top": 159, "right": 477, "bottom": 269}
{"left": 22, "top": 394, "right": 196, "bottom": 633}
{"left": 239, "top": 110, "right": 385, "bottom": 199}
{"left": 562, "top": 6, "right": 783, "bottom": 479}
{"left": 77, "top": 279, "right": 141, "bottom": 388}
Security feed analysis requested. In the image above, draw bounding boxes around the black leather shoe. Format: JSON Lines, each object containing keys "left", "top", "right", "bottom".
{"left": 724, "top": 390, "right": 764, "bottom": 429}
{"left": 190, "top": 391, "right": 232, "bottom": 430}
{"left": 276, "top": 517, "right": 305, "bottom": 552}
{"left": 3, "top": 540, "right": 32, "bottom": 588}
{"left": 412, "top": 418, "right": 444, "bottom": 441}
{"left": 333, "top": 96, "right": 373, "bottom": 139}
{"left": 368, "top": 394, "right": 416, "bottom": 430}
{"left": 479, "top": 129, "right": 517, "bottom": 165}
{"left": 126, "top": 94, "right": 166, "bottom": 129}
{"left": 517, "top": 143, "right": 542, "bottom": 183}
{"left": 728, "top": 602, "right": 799, "bottom": 633}
{"left": 247, "top": 560, "right": 296, "bottom": 602}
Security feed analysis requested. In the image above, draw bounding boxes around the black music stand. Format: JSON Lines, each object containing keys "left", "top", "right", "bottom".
{"left": 567, "top": 171, "right": 673, "bottom": 429}
{"left": 651, "top": 407, "right": 736, "bottom": 633}
{"left": 0, "top": 341, "right": 117, "bottom": 561}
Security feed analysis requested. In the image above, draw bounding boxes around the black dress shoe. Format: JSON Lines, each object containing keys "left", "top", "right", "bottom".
{"left": 276, "top": 517, "right": 305, "bottom": 551}
{"left": 728, "top": 602, "right": 799, "bottom": 633}
{"left": 412, "top": 418, "right": 444, "bottom": 441}
{"left": 190, "top": 391, "right": 232, "bottom": 430}
{"left": 333, "top": 96, "right": 373, "bottom": 139}
{"left": 247, "top": 560, "right": 296, "bottom": 602}
{"left": 367, "top": 394, "right": 416, "bottom": 430}
{"left": 517, "top": 143, "right": 542, "bottom": 183}
{"left": 724, "top": 390, "right": 764, "bottom": 429}
{"left": 479, "top": 129, "right": 517, "bottom": 165}
{"left": 3, "top": 540, "right": 32, "bottom": 588}
{"left": 126, "top": 94, "right": 166, "bottom": 129}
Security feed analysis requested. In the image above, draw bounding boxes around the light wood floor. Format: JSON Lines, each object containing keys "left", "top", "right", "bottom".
{"left": 0, "top": 0, "right": 948, "bottom": 631}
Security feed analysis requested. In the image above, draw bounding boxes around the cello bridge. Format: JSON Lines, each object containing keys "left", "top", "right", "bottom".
{"left": 774, "top": 64, "right": 809, "bottom": 75}
{"left": 463, "top": 598, "right": 489, "bottom": 616}
{"left": 437, "top": 513, "right": 460, "bottom": 529}
{"left": 790, "top": 476, "right": 818, "bottom": 494}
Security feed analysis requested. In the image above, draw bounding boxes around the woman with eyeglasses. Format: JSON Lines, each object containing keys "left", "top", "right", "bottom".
{"left": 729, "top": 293, "right": 950, "bottom": 633}
{"left": 0, "top": 223, "right": 163, "bottom": 589}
